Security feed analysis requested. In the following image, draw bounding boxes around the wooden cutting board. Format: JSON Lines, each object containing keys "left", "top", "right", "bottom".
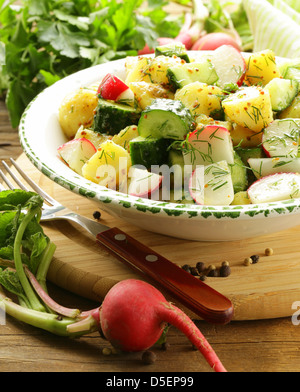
{"left": 12, "top": 154, "right": 300, "bottom": 321}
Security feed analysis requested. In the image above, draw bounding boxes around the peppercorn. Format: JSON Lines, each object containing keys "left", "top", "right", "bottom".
{"left": 250, "top": 254, "right": 260, "bottom": 264}
{"left": 221, "top": 261, "right": 230, "bottom": 267}
{"left": 93, "top": 210, "right": 101, "bottom": 220}
{"left": 182, "top": 264, "right": 191, "bottom": 273}
{"left": 208, "top": 268, "right": 218, "bottom": 277}
{"left": 220, "top": 264, "right": 231, "bottom": 277}
{"left": 161, "top": 342, "right": 170, "bottom": 351}
{"left": 265, "top": 247, "right": 273, "bottom": 256}
{"left": 190, "top": 267, "right": 199, "bottom": 276}
{"left": 142, "top": 350, "right": 157, "bottom": 364}
{"left": 199, "top": 274, "right": 206, "bottom": 281}
{"left": 102, "top": 347, "right": 112, "bottom": 356}
{"left": 243, "top": 257, "right": 252, "bottom": 266}
{"left": 196, "top": 261, "right": 205, "bottom": 273}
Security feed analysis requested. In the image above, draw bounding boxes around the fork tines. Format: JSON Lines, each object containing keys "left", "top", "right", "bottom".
{"left": 0, "top": 158, "right": 56, "bottom": 206}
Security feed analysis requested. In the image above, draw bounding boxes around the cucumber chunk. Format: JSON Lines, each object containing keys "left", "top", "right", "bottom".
{"left": 93, "top": 99, "right": 141, "bottom": 135}
{"left": 169, "top": 148, "right": 184, "bottom": 168}
{"left": 231, "top": 191, "right": 251, "bottom": 205}
{"left": 155, "top": 42, "right": 190, "bottom": 63}
{"left": 235, "top": 146, "right": 265, "bottom": 186}
{"left": 279, "top": 95, "right": 300, "bottom": 119}
{"left": 264, "top": 77, "right": 299, "bottom": 112}
{"left": 284, "top": 66, "right": 300, "bottom": 83}
{"left": 138, "top": 98, "right": 194, "bottom": 140}
{"left": 234, "top": 146, "right": 266, "bottom": 166}
{"left": 129, "top": 136, "right": 170, "bottom": 168}
{"left": 167, "top": 60, "right": 218, "bottom": 89}
{"left": 168, "top": 148, "right": 185, "bottom": 183}
{"left": 229, "top": 152, "right": 248, "bottom": 193}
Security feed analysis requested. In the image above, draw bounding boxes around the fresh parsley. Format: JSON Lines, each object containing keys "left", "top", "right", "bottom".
{"left": 0, "top": 0, "right": 183, "bottom": 128}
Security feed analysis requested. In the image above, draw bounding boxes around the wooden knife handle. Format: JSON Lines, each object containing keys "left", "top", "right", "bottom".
{"left": 96, "top": 227, "right": 234, "bottom": 324}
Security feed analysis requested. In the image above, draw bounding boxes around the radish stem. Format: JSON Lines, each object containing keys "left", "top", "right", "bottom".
{"left": 0, "top": 286, "right": 87, "bottom": 337}
{"left": 66, "top": 315, "right": 98, "bottom": 334}
{"left": 13, "top": 207, "right": 45, "bottom": 312}
{"left": 175, "top": 0, "right": 208, "bottom": 49}
{"left": 192, "top": 0, "right": 209, "bottom": 21}
{"left": 35, "top": 242, "right": 57, "bottom": 291}
{"left": 179, "top": 12, "right": 193, "bottom": 34}
{"left": 24, "top": 266, "right": 80, "bottom": 318}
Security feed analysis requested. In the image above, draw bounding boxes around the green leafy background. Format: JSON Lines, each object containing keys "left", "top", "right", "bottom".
{"left": 0, "top": 0, "right": 185, "bottom": 128}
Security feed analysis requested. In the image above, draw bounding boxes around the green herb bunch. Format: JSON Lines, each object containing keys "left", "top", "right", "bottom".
{"left": 0, "top": 189, "right": 101, "bottom": 336}
{"left": 0, "top": 190, "right": 55, "bottom": 310}
{"left": 0, "top": 0, "right": 183, "bottom": 128}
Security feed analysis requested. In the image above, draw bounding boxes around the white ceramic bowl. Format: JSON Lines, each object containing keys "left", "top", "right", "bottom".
{"left": 19, "top": 53, "right": 300, "bottom": 241}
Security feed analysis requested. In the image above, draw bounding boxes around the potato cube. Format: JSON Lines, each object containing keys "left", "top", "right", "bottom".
{"left": 112, "top": 125, "right": 139, "bottom": 151}
{"left": 74, "top": 126, "right": 110, "bottom": 149}
{"left": 82, "top": 140, "right": 131, "bottom": 189}
{"left": 230, "top": 123, "right": 262, "bottom": 148}
{"left": 222, "top": 86, "right": 273, "bottom": 132}
{"left": 195, "top": 114, "right": 233, "bottom": 131}
{"left": 244, "top": 49, "right": 281, "bottom": 86}
{"left": 58, "top": 87, "right": 98, "bottom": 139}
{"left": 174, "top": 82, "right": 225, "bottom": 119}
{"left": 129, "top": 81, "right": 174, "bottom": 110}
{"left": 125, "top": 55, "right": 182, "bottom": 86}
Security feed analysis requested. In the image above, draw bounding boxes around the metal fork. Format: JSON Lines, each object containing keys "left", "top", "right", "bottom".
{"left": 0, "top": 158, "right": 103, "bottom": 237}
{"left": 0, "top": 158, "right": 234, "bottom": 324}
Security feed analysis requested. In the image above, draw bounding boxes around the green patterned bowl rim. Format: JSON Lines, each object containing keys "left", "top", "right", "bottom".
{"left": 18, "top": 53, "right": 300, "bottom": 222}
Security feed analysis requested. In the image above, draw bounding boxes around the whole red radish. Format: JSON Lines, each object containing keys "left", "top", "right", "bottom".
{"left": 175, "top": 23, "right": 203, "bottom": 50}
{"left": 191, "top": 32, "right": 241, "bottom": 51}
{"left": 100, "top": 279, "right": 227, "bottom": 372}
{"left": 174, "top": 3, "right": 209, "bottom": 50}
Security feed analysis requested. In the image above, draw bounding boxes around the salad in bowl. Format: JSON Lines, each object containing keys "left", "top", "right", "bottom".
{"left": 19, "top": 43, "right": 300, "bottom": 241}
{"left": 57, "top": 43, "right": 300, "bottom": 208}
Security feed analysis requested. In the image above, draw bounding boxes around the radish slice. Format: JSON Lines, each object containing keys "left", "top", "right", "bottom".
{"left": 248, "top": 157, "right": 300, "bottom": 179}
{"left": 188, "top": 166, "right": 204, "bottom": 204}
{"left": 210, "top": 45, "right": 246, "bottom": 88}
{"left": 203, "top": 161, "right": 234, "bottom": 205}
{"left": 116, "top": 87, "right": 135, "bottom": 104}
{"left": 248, "top": 172, "right": 300, "bottom": 204}
{"left": 262, "top": 119, "right": 300, "bottom": 158}
{"left": 183, "top": 125, "right": 234, "bottom": 168}
{"left": 97, "top": 73, "right": 134, "bottom": 104}
{"left": 58, "top": 138, "right": 96, "bottom": 175}
{"left": 127, "top": 167, "right": 163, "bottom": 198}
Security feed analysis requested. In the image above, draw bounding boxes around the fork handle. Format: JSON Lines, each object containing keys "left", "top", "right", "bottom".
{"left": 96, "top": 227, "right": 234, "bottom": 324}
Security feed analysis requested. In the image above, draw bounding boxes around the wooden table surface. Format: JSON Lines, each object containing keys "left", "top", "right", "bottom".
{"left": 1, "top": 98, "right": 300, "bottom": 374}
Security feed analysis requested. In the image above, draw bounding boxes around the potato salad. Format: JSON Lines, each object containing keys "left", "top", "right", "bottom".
{"left": 57, "top": 43, "right": 300, "bottom": 206}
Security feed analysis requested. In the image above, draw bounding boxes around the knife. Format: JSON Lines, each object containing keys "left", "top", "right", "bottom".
{"left": 44, "top": 211, "right": 234, "bottom": 324}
